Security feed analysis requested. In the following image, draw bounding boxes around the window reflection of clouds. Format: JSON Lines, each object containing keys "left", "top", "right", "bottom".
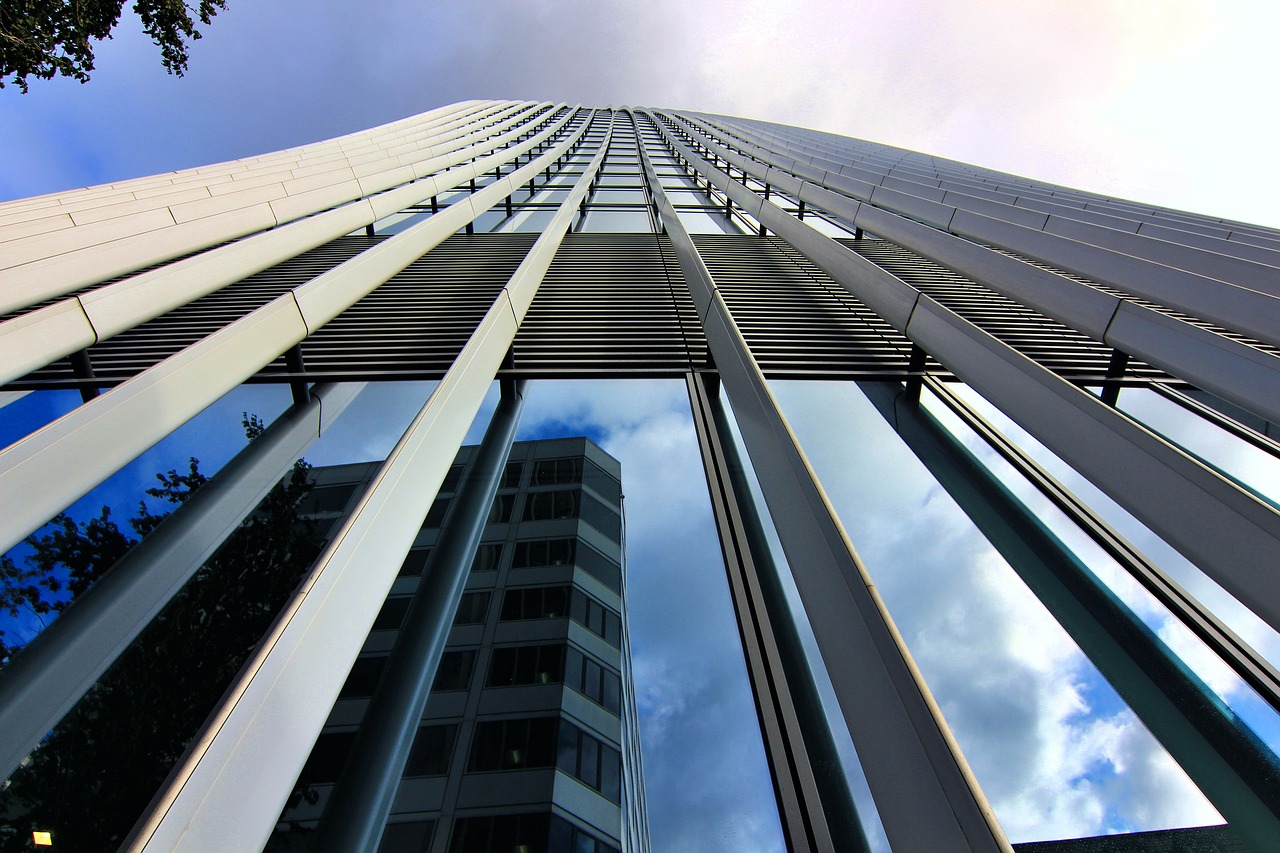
{"left": 773, "top": 379, "right": 1226, "bottom": 842}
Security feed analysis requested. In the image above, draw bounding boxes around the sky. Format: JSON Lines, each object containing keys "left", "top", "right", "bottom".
{"left": 3, "top": 1, "right": 1280, "bottom": 850}
{"left": 2, "top": 0, "right": 1279, "bottom": 228}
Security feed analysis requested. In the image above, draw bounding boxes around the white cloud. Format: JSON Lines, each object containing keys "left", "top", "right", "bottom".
{"left": 771, "top": 380, "right": 1223, "bottom": 842}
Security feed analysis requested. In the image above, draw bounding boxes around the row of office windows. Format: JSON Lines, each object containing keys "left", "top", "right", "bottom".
{"left": 339, "top": 642, "right": 621, "bottom": 716}
{"left": 450, "top": 812, "right": 620, "bottom": 853}
{"left": 301, "top": 716, "right": 620, "bottom": 804}
{"left": 446, "top": 452, "right": 626, "bottom": 496}
{"left": 421, "top": 486, "right": 621, "bottom": 543}
{"left": 397, "top": 537, "right": 622, "bottom": 593}
{"left": 302, "top": 722, "right": 456, "bottom": 785}
{"left": 487, "top": 643, "right": 623, "bottom": 714}
{"left": 373, "top": 585, "right": 621, "bottom": 649}
{"left": 270, "top": 811, "right": 618, "bottom": 853}
{"left": 468, "top": 717, "right": 622, "bottom": 804}
{"left": 499, "top": 586, "right": 623, "bottom": 649}
{"left": 303, "top": 456, "right": 620, "bottom": 528}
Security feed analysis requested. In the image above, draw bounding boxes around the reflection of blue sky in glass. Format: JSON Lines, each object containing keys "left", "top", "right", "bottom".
{"left": 1117, "top": 388, "right": 1280, "bottom": 508}
{"left": 772, "top": 380, "right": 1228, "bottom": 842}
{"left": 1, "top": 383, "right": 291, "bottom": 646}
{"left": 7, "top": 373, "right": 1280, "bottom": 848}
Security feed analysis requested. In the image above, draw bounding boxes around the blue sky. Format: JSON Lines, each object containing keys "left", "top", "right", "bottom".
{"left": 3, "top": 1, "right": 1280, "bottom": 849}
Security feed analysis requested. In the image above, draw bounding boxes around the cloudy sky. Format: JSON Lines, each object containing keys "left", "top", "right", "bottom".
{"left": 2, "top": 0, "right": 1279, "bottom": 228}
{"left": 3, "top": 1, "right": 1280, "bottom": 850}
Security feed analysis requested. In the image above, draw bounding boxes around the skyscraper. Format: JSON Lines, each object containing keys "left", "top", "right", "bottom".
{"left": 0, "top": 100, "right": 1277, "bottom": 852}
{"left": 266, "top": 437, "right": 640, "bottom": 853}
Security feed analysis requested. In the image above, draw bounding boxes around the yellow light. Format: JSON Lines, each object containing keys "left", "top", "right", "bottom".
{"left": 32, "top": 831, "right": 53, "bottom": 846}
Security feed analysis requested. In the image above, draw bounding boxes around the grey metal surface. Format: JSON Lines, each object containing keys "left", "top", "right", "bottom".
{"left": 632, "top": 107, "right": 1012, "bottom": 852}
{"left": 687, "top": 372, "right": 867, "bottom": 853}
{"left": 862, "top": 380, "right": 1280, "bottom": 851}
{"left": 685, "top": 112, "right": 1280, "bottom": 348}
{"left": 669, "top": 113, "right": 1280, "bottom": 427}
{"left": 645, "top": 109, "right": 1280, "bottom": 637}
{"left": 313, "top": 380, "right": 525, "bottom": 853}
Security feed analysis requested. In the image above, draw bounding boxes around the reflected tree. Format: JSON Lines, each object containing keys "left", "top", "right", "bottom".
{"left": 0, "top": 415, "right": 326, "bottom": 852}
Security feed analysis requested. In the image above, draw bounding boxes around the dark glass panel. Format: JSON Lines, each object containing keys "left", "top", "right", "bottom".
{"left": 453, "top": 591, "right": 490, "bottom": 626}
{"left": 378, "top": 819, "right": 436, "bottom": 853}
{"left": 398, "top": 547, "right": 431, "bottom": 577}
{"left": 439, "top": 465, "right": 464, "bottom": 493}
{"left": 373, "top": 597, "right": 411, "bottom": 631}
{"left": 299, "top": 730, "right": 356, "bottom": 784}
{"left": 579, "top": 493, "right": 620, "bottom": 543}
{"left": 488, "top": 493, "right": 514, "bottom": 524}
{"left": 574, "top": 542, "right": 620, "bottom": 592}
{"left": 299, "top": 483, "right": 360, "bottom": 515}
{"left": 522, "top": 489, "right": 579, "bottom": 522}
{"left": 471, "top": 543, "right": 502, "bottom": 572}
{"left": 422, "top": 497, "right": 450, "bottom": 529}
{"left": 582, "top": 459, "right": 621, "bottom": 506}
{"left": 500, "top": 461, "right": 524, "bottom": 488}
{"left": 433, "top": 649, "right": 476, "bottom": 691}
{"left": 339, "top": 655, "right": 388, "bottom": 699}
{"left": 404, "top": 724, "right": 457, "bottom": 777}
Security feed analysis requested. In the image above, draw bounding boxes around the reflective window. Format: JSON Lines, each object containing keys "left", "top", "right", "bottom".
{"left": 379, "top": 820, "right": 437, "bottom": 853}
{"left": 522, "top": 488, "right": 579, "bottom": 522}
{"left": 565, "top": 647, "right": 622, "bottom": 714}
{"left": 449, "top": 813, "right": 549, "bottom": 853}
{"left": 471, "top": 543, "right": 503, "bottom": 572}
{"left": 512, "top": 537, "right": 576, "bottom": 568}
{"left": 580, "top": 492, "right": 621, "bottom": 543}
{"left": 500, "top": 586, "right": 570, "bottom": 621}
{"left": 676, "top": 209, "right": 744, "bottom": 234}
{"left": 486, "top": 643, "right": 565, "bottom": 687}
{"left": 570, "top": 589, "right": 621, "bottom": 648}
{"left": 467, "top": 716, "right": 558, "bottom": 771}
{"left": 533, "top": 457, "right": 583, "bottom": 486}
{"left": 578, "top": 209, "right": 652, "bottom": 233}
{"left": 404, "top": 723, "right": 458, "bottom": 777}
{"left": 556, "top": 720, "right": 621, "bottom": 803}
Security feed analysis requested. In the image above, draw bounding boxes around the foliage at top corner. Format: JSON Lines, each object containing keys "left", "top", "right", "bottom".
{"left": 0, "top": 0, "right": 228, "bottom": 93}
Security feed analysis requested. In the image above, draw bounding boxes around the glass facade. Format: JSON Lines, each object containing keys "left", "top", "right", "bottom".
{"left": 1, "top": 99, "right": 1278, "bottom": 853}
{"left": 267, "top": 437, "right": 632, "bottom": 852}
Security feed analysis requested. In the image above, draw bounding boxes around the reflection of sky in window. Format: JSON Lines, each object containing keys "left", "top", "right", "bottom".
{"left": 677, "top": 209, "right": 744, "bottom": 234}
{"left": 1118, "top": 388, "right": 1280, "bottom": 507}
{"left": 590, "top": 189, "right": 646, "bottom": 204}
{"left": 0, "top": 383, "right": 292, "bottom": 645}
{"left": 918, "top": 385, "right": 1280, "bottom": 754}
{"left": 949, "top": 383, "right": 1280, "bottom": 670}
{"left": 772, "top": 380, "right": 1228, "bottom": 843}
{"left": 579, "top": 208, "right": 652, "bottom": 232}
{"left": 5, "top": 367, "right": 1278, "bottom": 849}
{"left": 595, "top": 174, "right": 641, "bottom": 187}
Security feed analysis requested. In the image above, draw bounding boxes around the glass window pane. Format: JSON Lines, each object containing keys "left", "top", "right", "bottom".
{"left": 579, "top": 209, "right": 652, "bottom": 233}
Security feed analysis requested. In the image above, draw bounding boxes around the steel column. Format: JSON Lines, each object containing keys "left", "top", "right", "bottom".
{"left": 0, "top": 382, "right": 363, "bottom": 782}
{"left": 314, "top": 379, "right": 526, "bottom": 853}
{"left": 630, "top": 108, "right": 1011, "bottom": 852}
{"left": 687, "top": 372, "right": 868, "bottom": 853}
{"left": 123, "top": 110, "right": 615, "bottom": 853}
{"left": 862, "top": 380, "right": 1280, "bottom": 852}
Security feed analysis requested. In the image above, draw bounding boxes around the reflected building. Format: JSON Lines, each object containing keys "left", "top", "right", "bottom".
{"left": 268, "top": 438, "right": 640, "bottom": 853}
{"left": 0, "top": 100, "right": 1278, "bottom": 852}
